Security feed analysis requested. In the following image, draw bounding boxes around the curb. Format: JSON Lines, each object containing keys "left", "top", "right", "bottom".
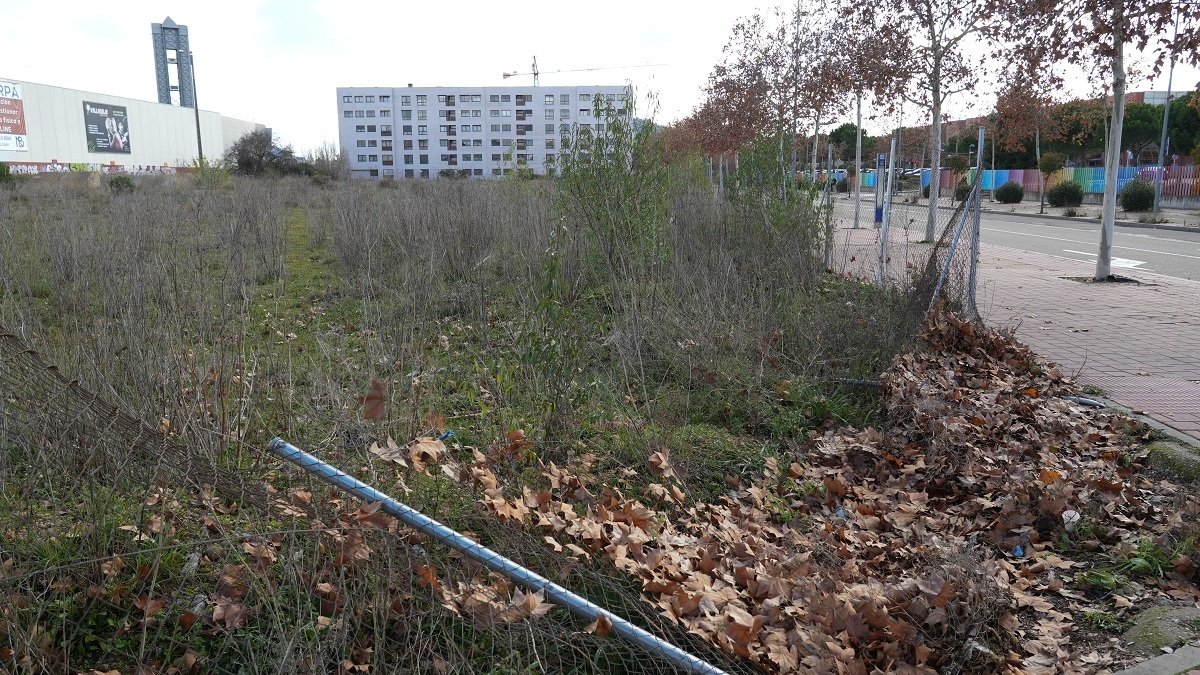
{"left": 1085, "top": 394, "right": 1200, "bottom": 447}
{"left": 1113, "top": 643, "right": 1200, "bottom": 675}
{"left": 939, "top": 202, "right": 1200, "bottom": 234}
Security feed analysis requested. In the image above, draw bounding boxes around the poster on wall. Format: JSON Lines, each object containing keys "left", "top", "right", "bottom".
{"left": 0, "top": 81, "right": 28, "bottom": 152}
{"left": 82, "top": 101, "right": 131, "bottom": 154}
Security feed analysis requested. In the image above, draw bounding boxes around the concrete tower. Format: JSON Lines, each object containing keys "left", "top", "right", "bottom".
{"left": 151, "top": 17, "right": 194, "bottom": 108}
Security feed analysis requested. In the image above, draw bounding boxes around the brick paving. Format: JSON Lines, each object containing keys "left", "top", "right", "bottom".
{"left": 834, "top": 226, "right": 1200, "bottom": 442}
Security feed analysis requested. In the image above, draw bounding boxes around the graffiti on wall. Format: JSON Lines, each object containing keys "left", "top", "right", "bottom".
{"left": 4, "top": 162, "right": 183, "bottom": 176}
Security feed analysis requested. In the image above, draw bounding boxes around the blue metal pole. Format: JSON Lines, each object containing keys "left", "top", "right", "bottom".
{"left": 267, "top": 438, "right": 729, "bottom": 675}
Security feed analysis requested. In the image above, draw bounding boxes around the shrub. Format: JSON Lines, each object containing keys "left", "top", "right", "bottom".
{"left": 995, "top": 181, "right": 1024, "bottom": 204}
{"left": 108, "top": 175, "right": 136, "bottom": 195}
{"left": 1046, "top": 180, "right": 1083, "bottom": 207}
{"left": 953, "top": 179, "right": 971, "bottom": 202}
{"left": 1119, "top": 179, "right": 1154, "bottom": 212}
{"left": 0, "top": 161, "right": 13, "bottom": 187}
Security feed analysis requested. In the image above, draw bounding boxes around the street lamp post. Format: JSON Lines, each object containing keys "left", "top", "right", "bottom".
{"left": 190, "top": 51, "right": 203, "bottom": 163}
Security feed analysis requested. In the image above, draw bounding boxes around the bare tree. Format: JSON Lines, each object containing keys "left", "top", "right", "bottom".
{"left": 1009, "top": 0, "right": 1200, "bottom": 279}
{"left": 847, "top": 0, "right": 998, "bottom": 240}
{"left": 309, "top": 142, "right": 349, "bottom": 180}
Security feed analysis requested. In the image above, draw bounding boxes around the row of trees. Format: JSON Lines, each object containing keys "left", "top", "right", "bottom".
{"left": 223, "top": 128, "right": 348, "bottom": 179}
{"left": 676, "top": 0, "right": 1200, "bottom": 280}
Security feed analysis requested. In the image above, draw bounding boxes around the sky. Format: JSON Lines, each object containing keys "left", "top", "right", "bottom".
{"left": 3, "top": 0, "right": 1196, "bottom": 154}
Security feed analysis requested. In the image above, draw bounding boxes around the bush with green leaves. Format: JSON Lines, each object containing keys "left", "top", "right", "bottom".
{"left": 1046, "top": 180, "right": 1083, "bottom": 207}
{"left": 0, "top": 161, "right": 13, "bottom": 187}
{"left": 1119, "top": 179, "right": 1154, "bottom": 212}
{"left": 108, "top": 175, "right": 136, "bottom": 195}
{"left": 995, "top": 181, "right": 1024, "bottom": 204}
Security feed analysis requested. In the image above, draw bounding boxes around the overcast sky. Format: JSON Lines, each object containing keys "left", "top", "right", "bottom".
{"left": 3, "top": 0, "right": 1195, "bottom": 154}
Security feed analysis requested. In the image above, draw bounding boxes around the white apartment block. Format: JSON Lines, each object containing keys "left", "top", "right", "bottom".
{"left": 337, "top": 85, "right": 629, "bottom": 179}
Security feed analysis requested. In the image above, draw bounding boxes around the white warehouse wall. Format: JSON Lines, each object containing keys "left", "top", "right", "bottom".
{"left": 0, "top": 77, "right": 263, "bottom": 172}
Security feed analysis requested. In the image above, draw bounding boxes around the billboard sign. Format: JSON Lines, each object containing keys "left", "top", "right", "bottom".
{"left": 82, "top": 101, "right": 131, "bottom": 154}
{"left": 0, "top": 81, "right": 28, "bottom": 152}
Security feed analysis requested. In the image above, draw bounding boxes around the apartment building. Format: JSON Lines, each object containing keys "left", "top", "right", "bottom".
{"left": 337, "top": 85, "right": 628, "bottom": 179}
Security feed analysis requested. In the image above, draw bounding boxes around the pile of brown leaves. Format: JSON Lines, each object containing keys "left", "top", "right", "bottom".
{"left": 407, "top": 311, "right": 1197, "bottom": 674}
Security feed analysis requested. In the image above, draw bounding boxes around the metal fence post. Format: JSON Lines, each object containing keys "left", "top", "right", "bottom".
{"left": 966, "top": 127, "right": 985, "bottom": 320}
{"left": 267, "top": 438, "right": 730, "bottom": 675}
{"left": 877, "top": 137, "right": 898, "bottom": 288}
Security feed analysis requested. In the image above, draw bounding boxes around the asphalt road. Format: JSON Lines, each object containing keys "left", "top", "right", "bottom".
{"left": 831, "top": 200, "right": 1200, "bottom": 281}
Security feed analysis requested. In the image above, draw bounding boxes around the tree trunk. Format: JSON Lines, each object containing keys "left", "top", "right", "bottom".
{"left": 854, "top": 92, "right": 863, "bottom": 228}
{"left": 1036, "top": 127, "right": 1044, "bottom": 214}
{"left": 1096, "top": 5, "right": 1125, "bottom": 281}
{"left": 925, "top": 94, "right": 942, "bottom": 241}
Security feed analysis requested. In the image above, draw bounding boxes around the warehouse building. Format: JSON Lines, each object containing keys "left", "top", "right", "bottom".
{"left": 336, "top": 85, "right": 628, "bottom": 179}
{"left": 0, "top": 77, "right": 262, "bottom": 175}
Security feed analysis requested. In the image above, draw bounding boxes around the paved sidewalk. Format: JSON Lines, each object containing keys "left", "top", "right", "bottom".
{"left": 834, "top": 227, "right": 1200, "bottom": 442}
{"left": 975, "top": 246, "right": 1200, "bottom": 442}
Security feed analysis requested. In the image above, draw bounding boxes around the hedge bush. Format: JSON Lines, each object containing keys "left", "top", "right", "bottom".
{"left": 995, "top": 181, "right": 1024, "bottom": 204}
{"left": 108, "top": 175, "right": 136, "bottom": 195}
{"left": 1046, "top": 180, "right": 1083, "bottom": 207}
{"left": 1119, "top": 179, "right": 1154, "bottom": 212}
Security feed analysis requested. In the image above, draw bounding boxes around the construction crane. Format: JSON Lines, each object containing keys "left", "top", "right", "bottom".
{"left": 502, "top": 56, "right": 665, "bottom": 86}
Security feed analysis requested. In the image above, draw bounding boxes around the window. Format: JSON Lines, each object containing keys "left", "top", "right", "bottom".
{"left": 560, "top": 109, "right": 570, "bottom": 120}
{"left": 559, "top": 123, "right": 570, "bottom": 135}
{"left": 491, "top": 139, "right": 500, "bottom": 147}
{"left": 438, "top": 110, "right": 448, "bottom": 119}
{"left": 368, "top": 140, "right": 377, "bottom": 147}
{"left": 545, "top": 94, "right": 555, "bottom": 105}
{"left": 366, "top": 110, "right": 376, "bottom": 118}
{"left": 545, "top": 139, "right": 555, "bottom": 149}
{"left": 473, "top": 109, "right": 483, "bottom": 117}
{"left": 617, "top": 108, "right": 627, "bottom": 116}
{"left": 418, "top": 139, "right": 428, "bottom": 150}
{"left": 402, "top": 110, "right": 412, "bottom": 120}
{"left": 490, "top": 124, "right": 500, "bottom": 132}
{"left": 369, "top": 154, "right": 378, "bottom": 162}
{"left": 490, "top": 110, "right": 500, "bottom": 118}
{"left": 403, "top": 125, "right": 413, "bottom": 135}
{"left": 369, "top": 169, "right": 378, "bottom": 177}
{"left": 581, "top": 124, "right": 592, "bottom": 132}
{"left": 383, "top": 140, "right": 393, "bottom": 151}
{"left": 545, "top": 124, "right": 555, "bottom": 134}
{"left": 382, "top": 154, "right": 393, "bottom": 165}
{"left": 366, "top": 95, "right": 375, "bottom": 103}
{"left": 405, "top": 169, "right": 415, "bottom": 178}
{"left": 356, "top": 140, "right": 366, "bottom": 148}
{"left": 437, "top": 95, "right": 446, "bottom": 103}
{"left": 502, "top": 124, "right": 511, "bottom": 132}
{"left": 420, "top": 169, "right": 429, "bottom": 178}
{"left": 579, "top": 109, "right": 590, "bottom": 117}
{"left": 401, "top": 95, "right": 411, "bottom": 105}
{"left": 404, "top": 155, "right": 414, "bottom": 165}
{"left": 439, "top": 139, "right": 449, "bottom": 148}
{"left": 381, "top": 124, "right": 392, "bottom": 136}
{"left": 380, "top": 95, "right": 391, "bottom": 103}
{"left": 472, "top": 95, "right": 482, "bottom": 102}
{"left": 343, "top": 111, "right": 353, "bottom": 118}
{"left": 418, "top": 125, "right": 427, "bottom": 135}
{"left": 357, "top": 154, "right": 367, "bottom": 161}
{"left": 560, "top": 94, "right": 570, "bottom": 104}
{"left": 380, "top": 110, "right": 391, "bottom": 117}
{"left": 355, "top": 95, "right": 364, "bottom": 102}
{"left": 606, "top": 93, "right": 616, "bottom": 102}
{"left": 418, "top": 110, "right": 427, "bottom": 121}
{"left": 472, "top": 125, "right": 482, "bottom": 132}
{"left": 489, "top": 94, "right": 499, "bottom": 102}
{"left": 473, "top": 168, "right": 483, "bottom": 176}
{"left": 400, "top": 140, "right": 410, "bottom": 150}
{"left": 355, "top": 124, "right": 366, "bottom": 132}
{"left": 501, "top": 109, "right": 511, "bottom": 117}
{"left": 492, "top": 168, "right": 501, "bottom": 176}
{"left": 501, "top": 138, "right": 513, "bottom": 146}
{"left": 545, "top": 153, "right": 556, "bottom": 163}
{"left": 595, "top": 124, "right": 605, "bottom": 135}
{"left": 501, "top": 94, "right": 511, "bottom": 102}
{"left": 439, "top": 125, "right": 448, "bottom": 133}
{"left": 545, "top": 109, "right": 554, "bottom": 120}
{"left": 342, "top": 95, "right": 352, "bottom": 103}
{"left": 419, "top": 154, "right": 428, "bottom": 164}
{"left": 383, "top": 168, "right": 394, "bottom": 176}
{"left": 580, "top": 93, "right": 591, "bottom": 102}
{"left": 367, "top": 125, "right": 376, "bottom": 132}
{"left": 491, "top": 153, "right": 501, "bottom": 161}
{"left": 354, "top": 110, "right": 365, "bottom": 118}
{"left": 416, "top": 95, "right": 427, "bottom": 105}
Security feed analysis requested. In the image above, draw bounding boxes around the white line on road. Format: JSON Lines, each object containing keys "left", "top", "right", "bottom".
{"left": 981, "top": 227, "right": 1200, "bottom": 260}
{"left": 1061, "top": 249, "right": 1147, "bottom": 268}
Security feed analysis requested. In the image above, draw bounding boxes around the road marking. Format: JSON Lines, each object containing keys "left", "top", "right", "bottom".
{"left": 1061, "top": 249, "right": 1146, "bottom": 268}
{"left": 982, "top": 227, "right": 1200, "bottom": 260}
{"left": 987, "top": 215, "right": 1200, "bottom": 246}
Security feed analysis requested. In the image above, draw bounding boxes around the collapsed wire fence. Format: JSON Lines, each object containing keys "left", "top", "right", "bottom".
{"left": 0, "top": 324, "right": 752, "bottom": 674}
